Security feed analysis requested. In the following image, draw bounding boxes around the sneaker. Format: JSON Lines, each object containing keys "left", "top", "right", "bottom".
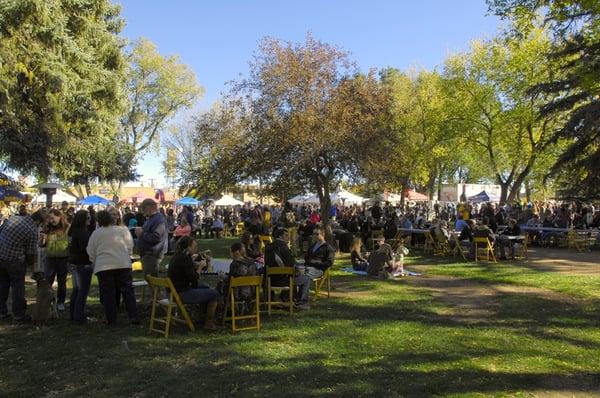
{"left": 392, "top": 272, "right": 403, "bottom": 278}
{"left": 57, "top": 303, "right": 65, "bottom": 312}
{"left": 295, "top": 303, "right": 311, "bottom": 310}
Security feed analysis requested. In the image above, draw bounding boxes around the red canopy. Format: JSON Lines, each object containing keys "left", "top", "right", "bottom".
{"left": 404, "top": 189, "right": 429, "bottom": 201}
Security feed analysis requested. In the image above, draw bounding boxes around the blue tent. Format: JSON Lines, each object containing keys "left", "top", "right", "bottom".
{"left": 176, "top": 197, "right": 200, "bottom": 206}
{"left": 79, "top": 194, "right": 112, "bottom": 206}
{"left": 0, "top": 186, "right": 23, "bottom": 202}
{"left": 468, "top": 190, "right": 499, "bottom": 203}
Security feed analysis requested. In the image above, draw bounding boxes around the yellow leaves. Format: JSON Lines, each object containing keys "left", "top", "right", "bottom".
{"left": 15, "top": 62, "right": 34, "bottom": 83}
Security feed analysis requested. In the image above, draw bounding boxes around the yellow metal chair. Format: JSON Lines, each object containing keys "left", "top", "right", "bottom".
{"left": 145, "top": 275, "right": 195, "bottom": 338}
{"left": 223, "top": 275, "right": 262, "bottom": 333}
{"left": 311, "top": 268, "right": 331, "bottom": 301}
{"left": 235, "top": 222, "right": 245, "bottom": 236}
{"left": 473, "top": 237, "right": 497, "bottom": 263}
{"left": 265, "top": 267, "right": 294, "bottom": 316}
{"left": 514, "top": 234, "right": 529, "bottom": 260}
{"left": 567, "top": 229, "right": 591, "bottom": 252}
{"left": 449, "top": 232, "right": 468, "bottom": 261}
{"left": 423, "top": 231, "right": 436, "bottom": 255}
{"left": 258, "top": 235, "right": 273, "bottom": 252}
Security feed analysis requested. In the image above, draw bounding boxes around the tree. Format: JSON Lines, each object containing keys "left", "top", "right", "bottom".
{"left": 367, "top": 68, "right": 462, "bottom": 205}
{"left": 120, "top": 38, "right": 203, "bottom": 169}
{"left": 213, "top": 35, "right": 387, "bottom": 228}
{"left": 0, "top": 0, "right": 127, "bottom": 182}
{"left": 488, "top": 0, "right": 600, "bottom": 199}
{"left": 443, "top": 27, "right": 565, "bottom": 203}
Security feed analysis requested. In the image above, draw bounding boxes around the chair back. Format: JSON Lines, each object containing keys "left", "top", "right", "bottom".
{"left": 266, "top": 267, "right": 294, "bottom": 276}
{"left": 230, "top": 275, "right": 262, "bottom": 288}
{"left": 146, "top": 275, "right": 173, "bottom": 289}
{"left": 473, "top": 237, "right": 490, "bottom": 245}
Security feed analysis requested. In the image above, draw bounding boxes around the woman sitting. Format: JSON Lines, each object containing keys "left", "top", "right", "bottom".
{"left": 367, "top": 237, "right": 404, "bottom": 278}
{"left": 167, "top": 236, "right": 219, "bottom": 331}
{"left": 350, "top": 237, "right": 369, "bottom": 271}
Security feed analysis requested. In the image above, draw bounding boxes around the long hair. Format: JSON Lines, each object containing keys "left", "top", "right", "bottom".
{"left": 45, "top": 208, "right": 69, "bottom": 233}
{"left": 68, "top": 210, "right": 89, "bottom": 236}
{"left": 351, "top": 237, "right": 362, "bottom": 253}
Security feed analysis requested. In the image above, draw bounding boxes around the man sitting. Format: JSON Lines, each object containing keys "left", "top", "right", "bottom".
{"left": 211, "top": 216, "right": 224, "bottom": 239}
{"left": 304, "top": 228, "right": 335, "bottom": 277}
{"left": 367, "top": 236, "right": 403, "bottom": 278}
{"left": 264, "top": 228, "right": 311, "bottom": 308}
{"left": 496, "top": 218, "right": 522, "bottom": 260}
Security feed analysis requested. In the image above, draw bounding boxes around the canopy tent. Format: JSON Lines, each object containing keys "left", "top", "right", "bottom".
{"left": 468, "top": 190, "right": 499, "bottom": 203}
{"left": 79, "top": 195, "right": 112, "bottom": 206}
{"left": 176, "top": 197, "right": 200, "bottom": 206}
{"left": 32, "top": 190, "right": 77, "bottom": 205}
{"left": 331, "top": 189, "right": 366, "bottom": 205}
{"left": 405, "top": 189, "right": 429, "bottom": 201}
{"left": 288, "top": 193, "right": 316, "bottom": 205}
{"left": 214, "top": 194, "right": 244, "bottom": 207}
{"left": 0, "top": 173, "right": 24, "bottom": 202}
{"left": 122, "top": 191, "right": 155, "bottom": 204}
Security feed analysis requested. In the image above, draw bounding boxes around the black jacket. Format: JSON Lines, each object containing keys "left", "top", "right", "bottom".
{"left": 305, "top": 241, "right": 335, "bottom": 271}
{"left": 264, "top": 239, "right": 295, "bottom": 285}
{"left": 168, "top": 253, "right": 198, "bottom": 292}
{"left": 68, "top": 228, "right": 91, "bottom": 265}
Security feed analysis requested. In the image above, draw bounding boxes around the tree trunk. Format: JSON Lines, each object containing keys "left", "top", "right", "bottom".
{"left": 499, "top": 181, "right": 510, "bottom": 204}
{"left": 525, "top": 180, "right": 532, "bottom": 203}
{"left": 315, "top": 175, "right": 333, "bottom": 243}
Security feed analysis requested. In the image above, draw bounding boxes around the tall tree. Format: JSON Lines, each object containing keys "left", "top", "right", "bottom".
{"left": 0, "top": 0, "right": 127, "bottom": 181}
{"left": 121, "top": 38, "right": 203, "bottom": 169}
{"left": 213, "top": 35, "right": 387, "bottom": 228}
{"left": 443, "top": 27, "right": 564, "bottom": 203}
{"left": 488, "top": 0, "right": 600, "bottom": 199}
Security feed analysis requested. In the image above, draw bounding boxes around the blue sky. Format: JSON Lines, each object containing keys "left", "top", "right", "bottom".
{"left": 117, "top": 0, "right": 502, "bottom": 186}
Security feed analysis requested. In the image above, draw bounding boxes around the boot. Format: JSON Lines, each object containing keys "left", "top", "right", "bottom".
{"left": 204, "top": 301, "right": 219, "bottom": 331}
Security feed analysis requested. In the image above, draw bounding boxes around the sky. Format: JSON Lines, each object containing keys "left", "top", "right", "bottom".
{"left": 117, "top": 0, "right": 503, "bottom": 187}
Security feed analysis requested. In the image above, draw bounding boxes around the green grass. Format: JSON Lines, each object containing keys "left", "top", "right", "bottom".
{"left": 1, "top": 240, "right": 600, "bottom": 397}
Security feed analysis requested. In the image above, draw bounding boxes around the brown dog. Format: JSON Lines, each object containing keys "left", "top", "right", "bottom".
{"left": 31, "top": 273, "right": 56, "bottom": 325}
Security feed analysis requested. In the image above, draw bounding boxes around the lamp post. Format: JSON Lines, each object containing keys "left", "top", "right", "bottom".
{"left": 31, "top": 182, "right": 64, "bottom": 208}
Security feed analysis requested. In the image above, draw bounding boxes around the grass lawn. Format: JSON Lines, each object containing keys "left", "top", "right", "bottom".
{"left": 1, "top": 238, "right": 599, "bottom": 397}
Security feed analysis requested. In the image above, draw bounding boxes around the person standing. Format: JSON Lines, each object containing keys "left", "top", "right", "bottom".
{"left": 87, "top": 210, "right": 138, "bottom": 326}
{"left": 135, "top": 199, "right": 167, "bottom": 276}
{"left": 0, "top": 209, "right": 46, "bottom": 323}
{"left": 68, "top": 210, "right": 93, "bottom": 324}
{"left": 43, "top": 209, "right": 70, "bottom": 312}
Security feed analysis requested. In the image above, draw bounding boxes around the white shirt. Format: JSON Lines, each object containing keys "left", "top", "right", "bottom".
{"left": 87, "top": 226, "right": 134, "bottom": 274}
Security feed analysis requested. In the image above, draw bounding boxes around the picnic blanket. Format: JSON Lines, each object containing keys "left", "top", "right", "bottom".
{"left": 340, "top": 267, "right": 421, "bottom": 277}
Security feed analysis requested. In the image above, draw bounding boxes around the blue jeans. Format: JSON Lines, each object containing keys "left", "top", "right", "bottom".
{"left": 97, "top": 268, "right": 138, "bottom": 325}
{"left": 44, "top": 257, "right": 69, "bottom": 304}
{"left": 70, "top": 264, "right": 93, "bottom": 323}
{"left": 0, "top": 259, "right": 27, "bottom": 318}
{"left": 295, "top": 266, "right": 323, "bottom": 304}
{"left": 179, "top": 283, "right": 219, "bottom": 304}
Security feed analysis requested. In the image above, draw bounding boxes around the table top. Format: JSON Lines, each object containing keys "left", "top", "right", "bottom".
{"left": 397, "top": 228, "right": 431, "bottom": 233}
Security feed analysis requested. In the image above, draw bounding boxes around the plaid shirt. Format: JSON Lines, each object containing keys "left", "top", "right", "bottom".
{"left": 0, "top": 215, "right": 39, "bottom": 263}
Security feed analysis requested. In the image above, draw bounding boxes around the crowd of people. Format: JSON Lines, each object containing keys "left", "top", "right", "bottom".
{"left": 0, "top": 195, "right": 597, "bottom": 328}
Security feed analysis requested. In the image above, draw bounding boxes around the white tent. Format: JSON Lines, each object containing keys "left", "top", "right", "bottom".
{"left": 214, "top": 194, "right": 244, "bottom": 207}
{"left": 288, "top": 193, "right": 318, "bottom": 205}
{"left": 331, "top": 189, "right": 365, "bottom": 205}
{"left": 289, "top": 189, "right": 365, "bottom": 206}
{"left": 32, "top": 190, "right": 78, "bottom": 205}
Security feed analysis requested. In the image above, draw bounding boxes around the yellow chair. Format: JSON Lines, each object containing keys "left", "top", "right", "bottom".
{"left": 265, "top": 267, "right": 294, "bottom": 316}
{"left": 235, "top": 222, "right": 245, "bottom": 236}
{"left": 473, "top": 237, "right": 497, "bottom": 263}
{"left": 223, "top": 275, "right": 262, "bottom": 333}
{"left": 145, "top": 275, "right": 195, "bottom": 338}
{"left": 514, "top": 234, "right": 529, "bottom": 260}
{"left": 423, "top": 231, "right": 436, "bottom": 255}
{"left": 450, "top": 233, "right": 469, "bottom": 261}
{"left": 258, "top": 235, "right": 273, "bottom": 252}
{"left": 311, "top": 268, "right": 331, "bottom": 301}
{"left": 567, "top": 229, "right": 591, "bottom": 252}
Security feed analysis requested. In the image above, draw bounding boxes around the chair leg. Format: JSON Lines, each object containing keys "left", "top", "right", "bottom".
{"left": 230, "top": 291, "right": 236, "bottom": 333}
{"left": 256, "top": 287, "right": 261, "bottom": 331}
{"left": 326, "top": 274, "right": 331, "bottom": 298}
{"left": 165, "top": 302, "right": 173, "bottom": 338}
